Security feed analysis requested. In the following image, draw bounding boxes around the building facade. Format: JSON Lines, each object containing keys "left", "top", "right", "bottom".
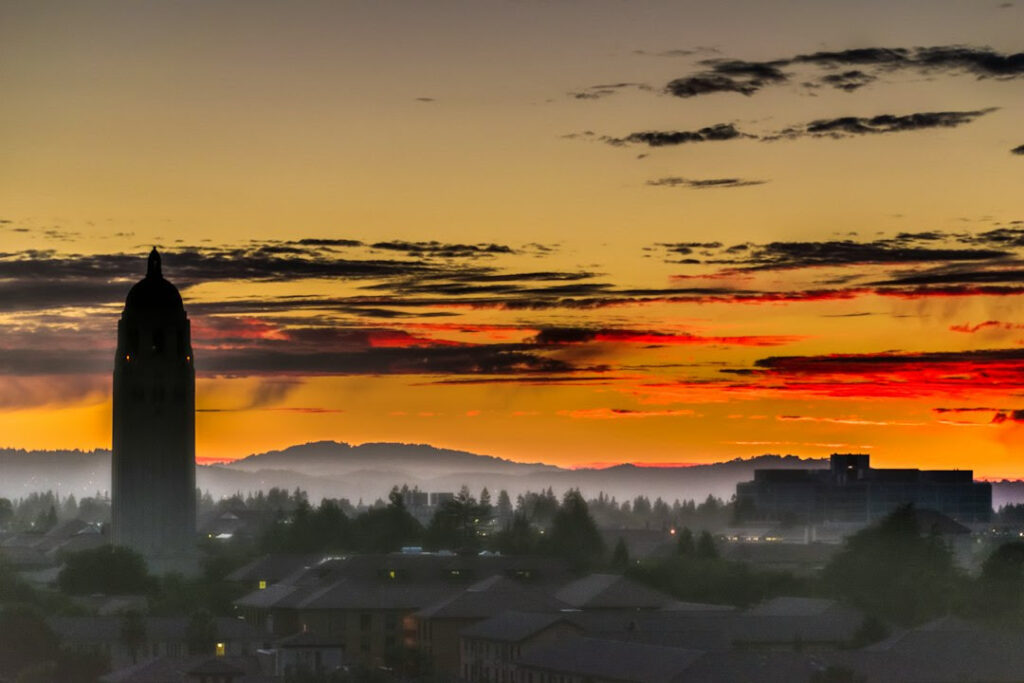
{"left": 112, "top": 248, "right": 197, "bottom": 566}
{"left": 736, "top": 453, "right": 991, "bottom": 524}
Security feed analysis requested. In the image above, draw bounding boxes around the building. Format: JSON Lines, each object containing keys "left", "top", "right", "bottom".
{"left": 112, "top": 248, "right": 197, "bottom": 570}
{"left": 736, "top": 453, "right": 991, "bottom": 524}
{"left": 233, "top": 553, "right": 572, "bottom": 669}
{"left": 459, "top": 612, "right": 583, "bottom": 683}
{"left": 49, "top": 616, "right": 263, "bottom": 670}
{"left": 513, "top": 636, "right": 704, "bottom": 683}
{"left": 415, "top": 575, "right": 569, "bottom": 678}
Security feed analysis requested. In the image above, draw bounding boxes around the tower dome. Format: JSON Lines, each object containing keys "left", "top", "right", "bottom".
{"left": 124, "top": 248, "right": 184, "bottom": 312}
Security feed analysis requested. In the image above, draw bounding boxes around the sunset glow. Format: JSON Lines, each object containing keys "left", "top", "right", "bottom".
{"left": 2, "top": 1, "right": 1023, "bottom": 476}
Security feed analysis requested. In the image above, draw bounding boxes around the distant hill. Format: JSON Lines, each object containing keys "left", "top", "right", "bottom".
{"left": 2, "top": 441, "right": 1019, "bottom": 508}
{"left": 229, "top": 440, "right": 559, "bottom": 476}
{"left": 0, "top": 442, "right": 827, "bottom": 504}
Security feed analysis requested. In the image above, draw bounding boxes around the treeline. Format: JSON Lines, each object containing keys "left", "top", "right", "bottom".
{"left": 636, "top": 503, "right": 1024, "bottom": 629}
{"left": 0, "top": 491, "right": 110, "bottom": 533}
{"left": 258, "top": 486, "right": 610, "bottom": 572}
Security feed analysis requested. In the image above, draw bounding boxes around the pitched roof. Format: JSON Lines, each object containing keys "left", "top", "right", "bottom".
{"left": 226, "top": 554, "right": 322, "bottom": 583}
{"left": 100, "top": 655, "right": 273, "bottom": 683}
{"left": 555, "top": 573, "right": 673, "bottom": 609}
{"left": 460, "top": 611, "right": 574, "bottom": 643}
{"left": 415, "top": 575, "right": 567, "bottom": 619}
{"left": 296, "top": 577, "right": 460, "bottom": 611}
{"left": 275, "top": 630, "right": 342, "bottom": 648}
{"left": 517, "top": 636, "right": 703, "bottom": 683}
{"left": 47, "top": 616, "right": 261, "bottom": 644}
{"left": 747, "top": 596, "right": 842, "bottom": 617}
{"left": 680, "top": 651, "right": 833, "bottom": 683}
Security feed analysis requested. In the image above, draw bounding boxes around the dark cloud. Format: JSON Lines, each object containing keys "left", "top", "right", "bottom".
{"left": 570, "top": 82, "right": 651, "bottom": 100}
{"left": 665, "top": 59, "right": 788, "bottom": 98}
{"left": 655, "top": 235, "right": 1008, "bottom": 270}
{"left": 771, "top": 109, "right": 995, "bottom": 140}
{"left": 819, "top": 70, "right": 877, "bottom": 91}
{"left": 530, "top": 326, "right": 799, "bottom": 347}
{"left": 738, "top": 348, "right": 1024, "bottom": 398}
{"left": 647, "top": 177, "right": 768, "bottom": 189}
{"left": 293, "top": 238, "right": 364, "bottom": 247}
{"left": 602, "top": 109, "right": 991, "bottom": 150}
{"left": 911, "top": 46, "right": 1024, "bottom": 78}
{"left": 874, "top": 265, "right": 1024, "bottom": 287}
{"left": 201, "top": 345, "right": 580, "bottom": 377}
{"left": 369, "top": 241, "right": 515, "bottom": 258}
{"left": 654, "top": 45, "right": 1024, "bottom": 101}
{"left": 754, "top": 347, "right": 1024, "bottom": 373}
{"left": 1012, "top": 144, "right": 1024, "bottom": 155}
{"left": 604, "top": 124, "right": 745, "bottom": 147}
{"left": 793, "top": 47, "right": 911, "bottom": 67}
{"left": 0, "top": 239, "right": 574, "bottom": 313}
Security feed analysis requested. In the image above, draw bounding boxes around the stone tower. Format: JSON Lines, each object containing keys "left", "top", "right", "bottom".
{"left": 112, "top": 248, "right": 196, "bottom": 565}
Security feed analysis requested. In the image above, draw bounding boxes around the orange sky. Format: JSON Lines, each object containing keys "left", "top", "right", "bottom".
{"left": 1, "top": 1, "right": 1023, "bottom": 475}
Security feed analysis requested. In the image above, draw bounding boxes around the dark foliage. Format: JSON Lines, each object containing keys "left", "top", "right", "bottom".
{"left": 544, "top": 489, "right": 606, "bottom": 572}
{"left": 628, "top": 554, "right": 804, "bottom": 607}
{"left": 821, "top": 505, "right": 966, "bottom": 625}
{"left": 57, "top": 545, "right": 155, "bottom": 596}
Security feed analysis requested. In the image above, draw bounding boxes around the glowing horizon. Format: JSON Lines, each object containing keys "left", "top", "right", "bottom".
{"left": 2, "top": 2, "right": 1023, "bottom": 477}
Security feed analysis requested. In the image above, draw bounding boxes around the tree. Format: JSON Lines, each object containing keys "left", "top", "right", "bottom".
{"left": 696, "top": 531, "right": 718, "bottom": 559}
{"left": 350, "top": 488, "right": 423, "bottom": 553}
{"left": 424, "top": 487, "right": 491, "bottom": 553}
{"left": 822, "top": 505, "right": 964, "bottom": 625}
{"left": 610, "top": 537, "right": 630, "bottom": 571}
{"left": 186, "top": 609, "right": 218, "bottom": 655}
{"left": 676, "top": 527, "right": 695, "bottom": 555}
{"left": 546, "top": 490, "right": 605, "bottom": 572}
{"left": 977, "top": 541, "right": 1024, "bottom": 620}
{"left": 494, "top": 512, "right": 539, "bottom": 556}
{"left": 119, "top": 611, "right": 146, "bottom": 664}
{"left": 0, "top": 498, "right": 13, "bottom": 529}
{"left": 57, "top": 545, "right": 154, "bottom": 595}
{"left": 496, "top": 490, "right": 513, "bottom": 526}
{"left": 34, "top": 505, "right": 58, "bottom": 533}
{"left": 0, "top": 605, "right": 59, "bottom": 679}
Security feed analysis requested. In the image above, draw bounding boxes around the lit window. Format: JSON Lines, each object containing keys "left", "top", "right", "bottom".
{"left": 258, "top": 580, "right": 267, "bottom": 590}
{"left": 216, "top": 642, "right": 225, "bottom": 657}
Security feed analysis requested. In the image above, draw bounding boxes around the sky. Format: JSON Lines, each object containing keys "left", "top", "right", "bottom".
{"left": 1, "top": 1, "right": 1023, "bottom": 475}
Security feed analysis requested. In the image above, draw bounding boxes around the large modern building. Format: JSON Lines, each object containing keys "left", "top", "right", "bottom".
{"left": 736, "top": 453, "right": 992, "bottom": 524}
{"left": 112, "top": 248, "right": 197, "bottom": 569}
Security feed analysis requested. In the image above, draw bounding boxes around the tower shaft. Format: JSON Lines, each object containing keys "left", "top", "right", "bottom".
{"left": 112, "top": 250, "right": 196, "bottom": 561}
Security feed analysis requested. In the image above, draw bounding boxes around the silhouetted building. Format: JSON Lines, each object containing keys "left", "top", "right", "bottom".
{"left": 112, "top": 249, "right": 197, "bottom": 570}
{"left": 736, "top": 453, "right": 991, "bottom": 524}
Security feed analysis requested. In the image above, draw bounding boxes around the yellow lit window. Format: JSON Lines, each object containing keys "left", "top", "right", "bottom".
{"left": 215, "top": 642, "right": 225, "bottom": 657}
{"left": 258, "top": 580, "right": 267, "bottom": 590}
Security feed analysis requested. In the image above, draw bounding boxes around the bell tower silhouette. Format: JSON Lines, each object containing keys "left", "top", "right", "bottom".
{"left": 112, "top": 248, "right": 196, "bottom": 566}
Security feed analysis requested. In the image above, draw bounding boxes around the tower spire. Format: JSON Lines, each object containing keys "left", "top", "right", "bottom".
{"left": 147, "top": 247, "right": 162, "bottom": 278}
